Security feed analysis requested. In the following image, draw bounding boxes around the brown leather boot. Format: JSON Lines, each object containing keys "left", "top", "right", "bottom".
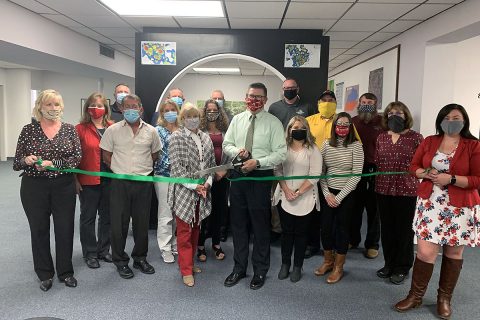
{"left": 394, "top": 257, "right": 434, "bottom": 312}
{"left": 437, "top": 255, "right": 463, "bottom": 320}
{"left": 326, "top": 254, "right": 345, "bottom": 284}
{"left": 314, "top": 250, "right": 334, "bottom": 276}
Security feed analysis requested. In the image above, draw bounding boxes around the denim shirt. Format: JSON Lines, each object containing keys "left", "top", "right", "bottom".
{"left": 153, "top": 126, "right": 171, "bottom": 177}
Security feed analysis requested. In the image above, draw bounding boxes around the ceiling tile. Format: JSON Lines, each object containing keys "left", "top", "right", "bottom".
{"left": 37, "top": 0, "right": 111, "bottom": 15}
{"left": 325, "top": 31, "right": 373, "bottom": 41}
{"left": 329, "top": 48, "right": 348, "bottom": 59}
{"left": 281, "top": 19, "right": 336, "bottom": 30}
{"left": 102, "top": 44, "right": 131, "bottom": 51}
{"left": 349, "top": 41, "right": 382, "bottom": 50}
{"left": 242, "top": 69, "right": 265, "bottom": 76}
{"left": 286, "top": 2, "right": 352, "bottom": 19}
{"left": 40, "top": 14, "right": 85, "bottom": 28}
{"left": 9, "top": 0, "right": 57, "bottom": 14}
{"left": 176, "top": 17, "right": 229, "bottom": 28}
{"left": 67, "top": 14, "right": 132, "bottom": 28}
{"left": 401, "top": 4, "right": 454, "bottom": 20}
{"left": 425, "top": 0, "right": 463, "bottom": 3}
{"left": 330, "top": 19, "right": 393, "bottom": 32}
{"left": 225, "top": 2, "right": 286, "bottom": 19}
{"left": 91, "top": 27, "right": 136, "bottom": 37}
{"left": 381, "top": 19, "right": 422, "bottom": 32}
{"left": 329, "top": 40, "right": 359, "bottom": 49}
{"left": 123, "top": 16, "right": 178, "bottom": 28}
{"left": 342, "top": 47, "right": 369, "bottom": 55}
{"left": 108, "top": 37, "right": 135, "bottom": 45}
{"left": 343, "top": 3, "right": 418, "bottom": 20}
{"left": 365, "top": 32, "right": 400, "bottom": 42}
{"left": 330, "top": 54, "right": 358, "bottom": 62}
{"left": 230, "top": 18, "right": 280, "bottom": 29}
{"left": 357, "top": 0, "right": 423, "bottom": 3}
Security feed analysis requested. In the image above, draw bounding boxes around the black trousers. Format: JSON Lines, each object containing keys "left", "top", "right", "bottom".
{"left": 307, "top": 182, "right": 323, "bottom": 249}
{"left": 349, "top": 164, "right": 380, "bottom": 249}
{"left": 79, "top": 179, "right": 111, "bottom": 258}
{"left": 199, "top": 177, "right": 229, "bottom": 247}
{"left": 230, "top": 170, "right": 272, "bottom": 276}
{"left": 20, "top": 175, "right": 76, "bottom": 281}
{"left": 377, "top": 194, "right": 416, "bottom": 274}
{"left": 110, "top": 179, "right": 152, "bottom": 266}
{"left": 277, "top": 203, "right": 313, "bottom": 267}
{"left": 321, "top": 188, "right": 356, "bottom": 255}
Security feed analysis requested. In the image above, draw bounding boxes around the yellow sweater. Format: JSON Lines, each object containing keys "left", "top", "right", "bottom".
{"left": 306, "top": 114, "right": 362, "bottom": 149}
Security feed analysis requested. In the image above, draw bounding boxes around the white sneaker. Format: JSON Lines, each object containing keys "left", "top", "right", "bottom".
{"left": 161, "top": 251, "right": 175, "bottom": 263}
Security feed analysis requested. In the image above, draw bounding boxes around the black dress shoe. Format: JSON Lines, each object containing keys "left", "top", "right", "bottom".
{"left": 224, "top": 272, "right": 246, "bottom": 287}
{"left": 85, "top": 257, "right": 100, "bottom": 269}
{"left": 98, "top": 253, "right": 113, "bottom": 263}
{"left": 250, "top": 274, "right": 265, "bottom": 290}
{"left": 60, "top": 276, "right": 77, "bottom": 288}
{"left": 40, "top": 279, "right": 53, "bottom": 292}
{"left": 390, "top": 273, "right": 407, "bottom": 285}
{"left": 304, "top": 246, "right": 319, "bottom": 259}
{"left": 376, "top": 266, "right": 393, "bottom": 278}
{"left": 117, "top": 265, "right": 134, "bottom": 279}
{"left": 290, "top": 267, "right": 302, "bottom": 283}
{"left": 278, "top": 264, "right": 290, "bottom": 280}
{"left": 133, "top": 260, "right": 155, "bottom": 274}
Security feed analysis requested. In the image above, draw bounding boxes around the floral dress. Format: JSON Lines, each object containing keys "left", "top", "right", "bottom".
{"left": 413, "top": 150, "right": 480, "bottom": 247}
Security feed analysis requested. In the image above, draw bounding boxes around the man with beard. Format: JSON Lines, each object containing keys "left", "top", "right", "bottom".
{"left": 351, "top": 93, "right": 384, "bottom": 259}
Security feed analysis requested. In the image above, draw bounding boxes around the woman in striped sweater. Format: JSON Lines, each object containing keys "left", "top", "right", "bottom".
{"left": 315, "top": 112, "right": 364, "bottom": 284}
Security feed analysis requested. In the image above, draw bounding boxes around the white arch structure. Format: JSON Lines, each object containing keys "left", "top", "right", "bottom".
{"left": 154, "top": 53, "right": 286, "bottom": 112}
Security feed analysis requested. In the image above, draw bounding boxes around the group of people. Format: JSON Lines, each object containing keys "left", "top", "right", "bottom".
{"left": 13, "top": 78, "right": 479, "bottom": 319}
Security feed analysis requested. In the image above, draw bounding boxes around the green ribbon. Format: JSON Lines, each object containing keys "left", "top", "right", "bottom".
{"left": 35, "top": 158, "right": 408, "bottom": 184}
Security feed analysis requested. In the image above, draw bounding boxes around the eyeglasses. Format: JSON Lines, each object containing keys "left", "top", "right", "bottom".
{"left": 246, "top": 94, "right": 265, "bottom": 99}
{"left": 387, "top": 111, "right": 404, "bottom": 117}
{"left": 88, "top": 103, "right": 105, "bottom": 109}
{"left": 336, "top": 122, "right": 350, "bottom": 126}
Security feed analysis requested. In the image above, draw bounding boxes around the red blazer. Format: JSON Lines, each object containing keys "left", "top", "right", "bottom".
{"left": 75, "top": 122, "right": 112, "bottom": 186}
{"left": 409, "top": 135, "right": 480, "bottom": 207}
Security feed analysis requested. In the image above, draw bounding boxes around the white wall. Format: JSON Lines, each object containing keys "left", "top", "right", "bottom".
{"left": 329, "top": 0, "right": 480, "bottom": 135}
{"left": 171, "top": 74, "right": 283, "bottom": 109}
{"left": 328, "top": 46, "right": 398, "bottom": 112}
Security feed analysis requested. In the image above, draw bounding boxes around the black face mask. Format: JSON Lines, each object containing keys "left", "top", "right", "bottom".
{"left": 388, "top": 115, "right": 406, "bottom": 133}
{"left": 284, "top": 89, "right": 298, "bottom": 100}
{"left": 291, "top": 129, "right": 307, "bottom": 141}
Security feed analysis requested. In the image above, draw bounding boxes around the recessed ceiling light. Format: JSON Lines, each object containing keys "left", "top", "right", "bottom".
{"left": 99, "top": 0, "right": 224, "bottom": 17}
{"left": 193, "top": 67, "right": 240, "bottom": 73}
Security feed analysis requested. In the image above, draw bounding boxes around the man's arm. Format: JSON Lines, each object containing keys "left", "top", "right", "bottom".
{"left": 102, "top": 150, "right": 113, "bottom": 167}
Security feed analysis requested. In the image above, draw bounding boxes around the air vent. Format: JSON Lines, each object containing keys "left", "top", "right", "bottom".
{"left": 99, "top": 44, "right": 115, "bottom": 59}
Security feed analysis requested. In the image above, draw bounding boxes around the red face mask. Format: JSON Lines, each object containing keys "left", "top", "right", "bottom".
{"left": 88, "top": 107, "right": 106, "bottom": 119}
{"left": 246, "top": 97, "right": 264, "bottom": 112}
{"left": 335, "top": 126, "right": 350, "bottom": 137}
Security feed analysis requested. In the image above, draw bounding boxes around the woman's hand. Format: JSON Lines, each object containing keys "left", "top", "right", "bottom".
{"left": 326, "top": 193, "right": 339, "bottom": 208}
{"left": 282, "top": 186, "right": 298, "bottom": 201}
{"left": 195, "top": 184, "right": 207, "bottom": 198}
{"left": 35, "top": 160, "right": 53, "bottom": 171}
{"left": 24, "top": 155, "right": 38, "bottom": 166}
{"left": 75, "top": 180, "right": 83, "bottom": 194}
{"left": 215, "top": 171, "right": 226, "bottom": 181}
{"left": 431, "top": 173, "right": 452, "bottom": 187}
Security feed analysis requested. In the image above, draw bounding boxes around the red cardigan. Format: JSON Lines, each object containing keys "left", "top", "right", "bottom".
{"left": 75, "top": 122, "right": 112, "bottom": 186}
{"left": 409, "top": 135, "right": 480, "bottom": 207}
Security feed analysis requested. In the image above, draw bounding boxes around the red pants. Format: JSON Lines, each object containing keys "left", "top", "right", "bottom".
{"left": 176, "top": 204, "right": 200, "bottom": 276}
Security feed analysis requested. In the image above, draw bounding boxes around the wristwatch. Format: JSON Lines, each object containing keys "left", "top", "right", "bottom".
{"left": 255, "top": 160, "right": 261, "bottom": 168}
{"left": 449, "top": 175, "right": 456, "bottom": 185}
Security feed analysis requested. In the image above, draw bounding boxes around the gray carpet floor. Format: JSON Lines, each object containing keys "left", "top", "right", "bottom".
{"left": 0, "top": 160, "right": 478, "bottom": 320}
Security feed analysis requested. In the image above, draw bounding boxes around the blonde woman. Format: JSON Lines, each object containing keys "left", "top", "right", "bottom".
{"left": 154, "top": 99, "right": 180, "bottom": 264}
{"left": 13, "top": 89, "right": 82, "bottom": 291}
{"left": 273, "top": 116, "right": 322, "bottom": 282}
{"left": 167, "top": 103, "right": 216, "bottom": 287}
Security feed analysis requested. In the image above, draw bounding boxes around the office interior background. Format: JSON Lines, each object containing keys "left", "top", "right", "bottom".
{"left": 0, "top": 0, "right": 479, "bottom": 319}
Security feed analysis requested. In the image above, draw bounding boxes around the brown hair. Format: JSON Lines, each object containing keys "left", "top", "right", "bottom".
{"left": 200, "top": 99, "right": 229, "bottom": 132}
{"left": 382, "top": 101, "right": 413, "bottom": 130}
{"left": 80, "top": 92, "right": 111, "bottom": 126}
{"left": 329, "top": 112, "right": 358, "bottom": 147}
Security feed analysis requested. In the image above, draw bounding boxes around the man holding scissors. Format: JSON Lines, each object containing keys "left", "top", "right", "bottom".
{"left": 222, "top": 83, "right": 287, "bottom": 290}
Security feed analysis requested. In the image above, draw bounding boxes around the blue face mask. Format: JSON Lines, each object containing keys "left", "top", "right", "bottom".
{"left": 116, "top": 92, "right": 128, "bottom": 104}
{"left": 164, "top": 111, "right": 177, "bottom": 123}
{"left": 214, "top": 99, "right": 224, "bottom": 108}
{"left": 170, "top": 96, "right": 183, "bottom": 108}
{"left": 123, "top": 109, "right": 140, "bottom": 123}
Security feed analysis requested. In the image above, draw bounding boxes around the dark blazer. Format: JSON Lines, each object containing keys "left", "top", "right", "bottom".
{"left": 409, "top": 135, "right": 480, "bottom": 207}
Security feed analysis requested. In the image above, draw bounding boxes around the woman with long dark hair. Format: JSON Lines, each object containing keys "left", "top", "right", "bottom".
{"left": 395, "top": 104, "right": 479, "bottom": 319}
